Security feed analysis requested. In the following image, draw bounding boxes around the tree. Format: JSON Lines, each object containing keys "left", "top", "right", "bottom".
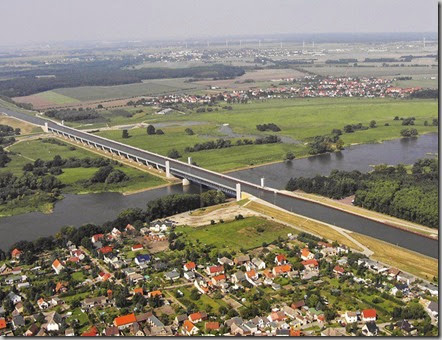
{"left": 167, "top": 149, "right": 181, "bottom": 159}
{"left": 156, "top": 129, "right": 164, "bottom": 135}
{"left": 146, "top": 125, "right": 156, "bottom": 135}
{"left": 185, "top": 128, "right": 194, "bottom": 135}
{"left": 369, "top": 120, "right": 377, "bottom": 128}
{"left": 122, "top": 129, "right": 129, "bottom": 139}
{"left": 285, "top": 151, "right": 295, "bottom": 161}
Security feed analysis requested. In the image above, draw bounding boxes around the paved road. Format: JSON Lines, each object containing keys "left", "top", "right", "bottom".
{"left": 1, "top": 107, "right": 438, "bottom": 259}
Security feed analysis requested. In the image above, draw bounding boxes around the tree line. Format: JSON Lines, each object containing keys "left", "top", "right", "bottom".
{"left": 183, "top": 136, "right": 281, "bottom": 153}
{"left": 286, "top": 158, "right": 438, "bottom": 228}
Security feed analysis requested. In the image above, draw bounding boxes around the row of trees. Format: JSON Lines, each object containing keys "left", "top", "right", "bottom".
{"left": 308, "top": 133, "right": 343, "bottom": 155}
{"left": 286, "top": 159, "right": 438, "bottom": 227}
{"left": 183, "top": 136, "right": 281, "bottom": 154}
{"left": 256, "top": 123, "right": 281, "bottom": 132}
{"left": 45, "top": 108, "right": 102, "bottom": 122}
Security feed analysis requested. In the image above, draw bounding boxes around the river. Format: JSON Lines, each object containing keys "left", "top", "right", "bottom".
{"left": 0, "top": 133, "right": 438, "bottom": 252}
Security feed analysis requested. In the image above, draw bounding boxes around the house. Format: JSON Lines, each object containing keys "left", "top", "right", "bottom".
{"left": 252, "top": 257, "right": 266, "bottom": 270}
{"left": 0, "top": 318, "right": 6, "bottom": 331}
{"left": 183, "top": 320, "right": 198, "bottom": 336}
{"left": 333, "top": 265, "right": 345, "bottom": 276}
{"left": 55, "top": 281, "right": 68, "bottom": 294}
{"left": 125, "top": 224, "right": 136, "bottom": 233}
{"left": 127, "top": 272, "right": 143, "bottom": 284}
{"left": 134, "top": 254, "right": 151, "bottom": 266}
{"left": 282, "top": 305, "right": 297, "bottom": 319}
{"left": 206, "top": 265, "right": 224, "bottom": 276}
{"left": 189, "top": 311, "right": 207, "bottom": 323}
{"left": 362, "top": 321, "right": 379, "bottom": 336}
{"left": 391, "top": 283, "right": 409, "bottom": 296}
{"left": 184, "top": 261, "right": 196, "bottom": 271}
{"left": 46, "top": 312, "right": 62, "bottom": 332}
{"left": 65, "top": 328, "right": 75, "bottom": 336}
{"left": 292, "top": 300, "right": 305, "bottom": 309}
{"left": 301, "top": 259, "right": 319, "bottom": 269}
{"left": 114, "top": 313, "right": 137, "bottom": 330}
{"left": 81, "top": 325, "right": 98, "bottom": 337}
{"left": 82, "top": 296, "right": 108, "bottom": 309}
{"left": 231, "top": 323, "right": 251, "bottom": 336}
{"left": 234, "top": 254, "right": 250, "bottom": 266}
{"left": 98, "top": 246, "right": 113, "bottom": 255}
{"left": 301, "top": 248, "right": 314, "bottom": 260}
{"left": 111, "top": 228, "right": 122, "bottom": 238}
{"left": 321, "top": 328, "right": 346, "bottom": 336}
{"left": 7, "top": 292, "right": 22, "bottom": 305}
{"left": 426, "top": 301, "right": 438, "bottom": 317}
{"left": 232, "top": 271, "right": 246, "bottom": 284}
{"left": 205, "top": 321, "right": 220, "bottom": 332}
{"left": 91, "top": 233, "right": 104, "bottom": 245}
{"left": 275, "top": 254, "right": 287, "bottom": 265}
{"left": 11, "top": 248, "right": 22, "bottom": 259}
{"left": 98, "top": 272, "right": 112, "bottom": 282}
{"left": 246, "top": 270, "right": 258, "bottom": 283}
{"left": 344, "top": 311, "right": 358, "bottom": 324}
{"left": 395, "top": 320, "right": 416, "bottom": 335}
{"left": 175, "top": 314, "right": 188, "bottom": 325}
{"left": 184, "top": 271, "right": 195, "bottom": 281}
{"left": 388, "top": 267, "right": 401, "bottom": 279}
{"left": 272, "top": 264, "right": 292, "bottom": 276}
{"left": 361, "top": 309, "right": 377, "bottom": 322}
{"left": 164, "top": 269, "right": 180, "bottom": 281}
{"left": 37, "top": 298, "right": 49, "bottom": 310}
{"left": 218, "top": 257, "right": 234, "bottom": 266}
{"left": 133, "top": 287, "right": 144, "bottom": 296}
{"left": 148, "top": 290, "right": 162, "bottom": 299}
{"left": 131, "top": 244, "right": 143, "bottom": 252}
{"left": 418, "top": 283, "right": 439, "bottom": 296}
{"left": 12, "top": 315, "right": 25, "bottom": 329}
{"left": 24, "top": 324, "right": 39, "bottom": 337}
{"left": 212, "top": 274, "right": 226, "bottom": 286}
{"left": 52, "top": 259, "right": 64, "bottom": 274}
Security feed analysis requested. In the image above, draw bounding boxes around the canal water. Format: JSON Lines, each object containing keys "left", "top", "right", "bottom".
{"left": 0, "top": 133, "right": 438, "bottom": 251}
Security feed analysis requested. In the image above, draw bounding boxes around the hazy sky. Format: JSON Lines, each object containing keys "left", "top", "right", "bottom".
{"left": 0, "top": 0, "right": 438, "bottom": 45}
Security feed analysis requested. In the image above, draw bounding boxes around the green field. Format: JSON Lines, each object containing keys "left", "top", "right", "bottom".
{"left": 96, "top": 98, "right": 438, "bottom": 172}
{"left": 2, "top": 138, "right": 167, "bottom": 194}
{"left": 35, "top": 90, "right": 81, "bottom": 105}
{"left": 175, "top": 216, "right": 293, "bottom": 251}
{"left": 52, "top": 78, "right": 205, "bottom": 102}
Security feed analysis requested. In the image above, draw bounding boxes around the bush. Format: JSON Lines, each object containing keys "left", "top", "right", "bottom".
{"left": 167, "top": 149, "right": 181, "bottom": 159}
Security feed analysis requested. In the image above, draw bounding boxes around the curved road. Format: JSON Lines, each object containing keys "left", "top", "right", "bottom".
{"left": 1, "top": 107, "right": 438, "bottom": 258}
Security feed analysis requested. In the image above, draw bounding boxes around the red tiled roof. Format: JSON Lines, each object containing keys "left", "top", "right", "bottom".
{"left": 0, "top": 318, "right": 6, "bottom": 330}
{"left": 183, "top": 320, "right": 195, "bottom": 332}
{"left": 362, "top": 309, "right": 377, "bottom": 319}
{"left": 205, "top": 321, "right": 220, "bottom": 330}
{"left": 301, "top": 259, "right": 318, "bottom": 267}
{"left": 132, "top": 244, "right": 143, "bottom": 250}
{"left": 98, "top": 246, "right": 113, "bottom": 254}
{"left": 208, "top": 265, "right": 223, "bottom": 273}
{"left": 184, "top": 261, "right": 196, "bottom": 270}
{"left": 189, "top": 312, "right": 203, "bottom": 322}
{"left": 81, "top": 325, "right": 98, "bottom": 337}
{"left": 114, "top": 313, "right": 137, "bottom": 327}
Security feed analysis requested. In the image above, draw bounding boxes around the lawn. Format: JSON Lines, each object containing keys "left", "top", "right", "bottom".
{"left": 96, "top": 98, "right": 438, "bottom": 172}
{"left": 175, "top": 216, "right": 293, "bottom": 251}
{"left": 177, "top": 287, "right": 229, "bottom": 312}
{"left": 35, "top": 90, "right": 81, "bottom": 105}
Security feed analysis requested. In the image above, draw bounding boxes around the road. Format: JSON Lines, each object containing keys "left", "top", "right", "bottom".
{"left": 0, "top": 106, "right": 438, "bottom": 259}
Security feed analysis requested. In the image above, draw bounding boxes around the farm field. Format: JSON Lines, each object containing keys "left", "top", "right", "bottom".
{"left": 194, "top": 68, "right": 307, "bottom": 89}
{"left": 175, "top": 216, "right": 293, "bottom": 251}
{"left": 97, "top": 98, "right": 438, "bottom": 171}
{"left": 13, "top": 78, "right": 206, "bottom": 109}
{"left": 2, "top": 138, "right": 167, "bottom": 193}
{"left": 301, "top": 64, "right": 438, "bottom": 78}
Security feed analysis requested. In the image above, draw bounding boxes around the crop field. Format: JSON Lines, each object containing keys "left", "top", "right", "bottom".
{"left": 2, "top": 138, "right": 167, "bottom": 193}
{"left": 301, "top": 64, "right": 438, "bottom": 79}
{"left": 96, "top": 98, "right": 438, "bottom": 171}
{"left": 175, "top": 216, "right": 293, "bottom": 251}
{"left": 195, "top": 68, "right": 307, "bottom": 89}
{"left": 52, "top": 78, "right": 205, "bottom": 101}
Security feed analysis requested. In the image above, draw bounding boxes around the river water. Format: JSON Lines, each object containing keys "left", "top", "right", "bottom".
{"left": 0, "top": 133, "right": 438, "bottom": 251}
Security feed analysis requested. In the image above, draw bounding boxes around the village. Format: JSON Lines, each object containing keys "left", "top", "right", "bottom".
{"left": 0, "top": 206, "right": 438, "bottom": 337}
{"left": 128, "top": 75, "right": 422, "bottom": 110}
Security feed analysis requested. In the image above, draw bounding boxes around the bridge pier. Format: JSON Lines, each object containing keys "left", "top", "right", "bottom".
{"left": 165, "top": 161, "right": 171, "bottom": 178}
{"left": 182, "top": 178, "right": 190, "bottom": 186}
{"left": 261, "top": 177, "right": 265, "bottom": 187}
{"left": 188, "top": 157, "right": 192, "bottom": 165}
{"left": 43, "top": 122, "right": 49, "bottom": 133}
{"left": 236, "top": 183, "right": 242, "bottom": 201}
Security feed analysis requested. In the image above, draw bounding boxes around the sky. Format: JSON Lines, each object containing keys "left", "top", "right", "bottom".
{"left": 0, "top": 0, "right": 438, "bottom": 45}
